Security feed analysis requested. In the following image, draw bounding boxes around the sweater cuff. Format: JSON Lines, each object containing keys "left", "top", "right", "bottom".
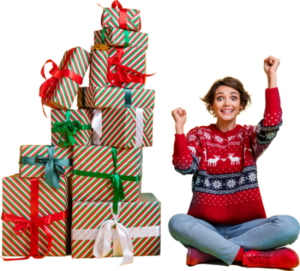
{"left": 265, "top": 87, "right": 281, "bottom": 112}
{"left": 173, "top": 134, "right": 190, "bottom": 156}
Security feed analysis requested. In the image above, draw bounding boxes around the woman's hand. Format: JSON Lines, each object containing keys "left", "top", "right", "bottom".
{"left": 172, "top": 107, "right": 187, "bottom": 134}
{"left": 264, "top": 56, "right": 280, "bottom": 88}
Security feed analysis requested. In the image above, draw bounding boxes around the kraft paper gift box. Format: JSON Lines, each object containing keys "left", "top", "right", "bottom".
{"left": 94, "top": 28, "right": 149, "bottom": 50}
{"left": 2, "top": 175, "right": 70, "bottom": 257}
{"left": 78, "top": 86, "right": 155, "bottom": 110}
{"left": 72, "top": 145, "right": 142, "bottom": 208}
{"left": 89, "top": 107, "right": 153, "bottom": 148}
{"left": 89, "top": 45, "right": 153, "bottom": 89}
{"left": 39, "top": 47, "right": 90, "bottom": 111}
{"left": 19, "top": 145, "right": 73, "bottom": 189}
{"left": 71, "top": 193, "right": 161, "bottom": 262}
{"left": 101, "top": 0, "right": 141, "bottom": 32}
{"left": 51, "top": 109, "right": 92, "bottom": 147}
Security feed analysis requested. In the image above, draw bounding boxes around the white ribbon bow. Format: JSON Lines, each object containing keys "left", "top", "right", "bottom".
{"left": 92, "top": 108, "right": 144, "bottom": 147}
{"left": 93, "top": 203, "right": 134, "bottom": 265}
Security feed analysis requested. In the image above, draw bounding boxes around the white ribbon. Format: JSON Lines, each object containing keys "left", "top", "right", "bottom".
{"left": 92, "top": 108, "right": 144, "bottom": 147}
{"left": 93, "top": 203, "right": 133, "bottom": 265}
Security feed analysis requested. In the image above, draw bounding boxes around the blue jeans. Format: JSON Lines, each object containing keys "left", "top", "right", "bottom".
{"left": 169, "top": 214, "right": 300, "bottom": 265}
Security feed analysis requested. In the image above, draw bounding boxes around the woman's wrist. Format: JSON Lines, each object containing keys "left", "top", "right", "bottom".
{"left": 175, "top": 124, "right": 184, "bottom": 134}
{"left": 267, "top": 73, "right": 277, "bottom": 88}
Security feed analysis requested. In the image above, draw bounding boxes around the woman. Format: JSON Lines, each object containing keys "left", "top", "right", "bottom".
{"left": 169, "top": 56, "right": 300, "bottom": 268}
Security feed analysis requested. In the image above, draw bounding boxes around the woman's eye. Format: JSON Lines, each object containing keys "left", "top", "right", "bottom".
{"left": 217, "top": 97, "right": 237, "bottom": 100}
{"left": 217, "top": 97, "right": 223, "bottom": 101}
{"left": 231, "top": 97, "right": 237, "bottom": 100}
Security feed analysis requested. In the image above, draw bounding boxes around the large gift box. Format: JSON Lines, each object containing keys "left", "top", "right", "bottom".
{"left": 51, "top": 109, "right": 92, "bottom": 147}
{"left": 72, "top": 146, "right": 142, "bottom": 209}
{"left": 39, "top": 47, "right": 90, "bottom": 111}
{"left": 19, "top": 145, "right": 73, "bottom": 189}
{"left": 71, "top": 193, "right": 161, "bottom": 261}
{"left": 89, "top": 45, "right": 150, "bottom": 89}
{"left": 90, "top": 107, "right": 153, "bottom": 148}
{"left": 2, "top": 175, "right": 70, "bottom": 258}
{"left": 78, "top": 86, "right": 155, "bottom": 110}
{"left": 94, "top": 28, "right": 148, "bottom": 50}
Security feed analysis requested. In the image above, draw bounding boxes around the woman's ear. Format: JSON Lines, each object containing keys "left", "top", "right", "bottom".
{"left": 209, "top": 104, "right": 214, "bottom": 110}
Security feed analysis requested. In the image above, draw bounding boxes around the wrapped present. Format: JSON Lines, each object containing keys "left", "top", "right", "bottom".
{"left": 101, "top": 0, "right": 141, "bottom": 32}
{"left": 72, "top": 193, "right": 161, "bottom": 262}
{"left": 51, "top": 109, "right": 92, "bottom": 147}
{"left": 73, "top": 146, "right": 142, "bottom": 212}
{"left": 94, "top": 28, "right": 149, "bottom": 50}
{"left": 78, "top": 86, "right": 155, "bottom": 110}
{"left": 90, "top": 45, "right": 153, "bottom": 89}
{"left": 19, "top": 145, "right": 73, "bottom": 189}
{"left": 91, "top": 107, "right": 153, "bottom": 148}
{"left": 39, "top": 47, "right": 90, "bottom": 113}
{"left": 2, "top": 175, "right": 70, "bottom": 258}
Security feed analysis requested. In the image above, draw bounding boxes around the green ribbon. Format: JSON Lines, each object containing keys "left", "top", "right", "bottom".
{"left": 101, "top": 29, "right": 129, "bottom": 47}
{"left": 20, "top": 146, "right": 73, "bottom": 189}
{"left": 73, "top": 147, "right": 139, "bottom": 214}
{"left": 51, "top": 110, "right": 91, "bottom": 147}
{"left": 124, "top": 88, "right": 132, "bottom": 108}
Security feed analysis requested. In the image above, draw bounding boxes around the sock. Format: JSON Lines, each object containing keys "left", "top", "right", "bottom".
{"left": 234, "top": 248, "right": 245, "bottom": 262}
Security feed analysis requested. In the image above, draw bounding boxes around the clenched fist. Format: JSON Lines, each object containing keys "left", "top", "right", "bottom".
{"left": 264, "top": 56, "right": 280, "bottom": 88}
{"left": 172, "top": 107, "right": 186, "bottom": 134}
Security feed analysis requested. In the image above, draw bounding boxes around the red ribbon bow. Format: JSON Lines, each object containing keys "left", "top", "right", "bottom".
{"left": 107, "top": 48, "right": 155, "bottom": 87}
{"left": 1, "top": 178, "right": 69, "bottom": 261}
{"left": 39, "top": 48, "right": 83, "bottom": 117}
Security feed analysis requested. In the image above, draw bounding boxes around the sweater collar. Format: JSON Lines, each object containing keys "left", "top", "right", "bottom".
{"left": 209, "top": 123, "right": 242, "bottom": 137}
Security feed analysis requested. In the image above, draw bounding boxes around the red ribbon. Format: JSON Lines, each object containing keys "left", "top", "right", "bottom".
{"left": 39, "top": 48, "right": 83, "bottom": 117}
{"left": 1, "top": 178, "right": 69, "bottom": 261}
{"left": 107, "top": 48, "right": 155, "bottom": 87}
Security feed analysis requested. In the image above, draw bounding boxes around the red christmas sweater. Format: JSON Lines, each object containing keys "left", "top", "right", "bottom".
{"left": 173, "top": 87, "right": 282, "bottom": 225}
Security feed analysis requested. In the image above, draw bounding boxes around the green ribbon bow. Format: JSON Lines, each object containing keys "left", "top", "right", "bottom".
{"left": 51, "top": 110, "right": 91, "bottom": 147}
{"left": 101, "top": 29, "right": 129, "bottom": 47}
{"left": 21, "top": 146, "right": 73, "bottom": 189}
{"left": 73, "top": 147, "right": 139, "bottom": 214}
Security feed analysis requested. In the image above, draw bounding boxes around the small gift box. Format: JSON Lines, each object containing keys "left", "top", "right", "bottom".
{"left": 101, "top": 0, "right": 141, "bottom": 32}
{"left": 2, "top": 175, "right": 70, "bottom": 258}
{"left": 19, "top": 145, "right": 73, "bottom": 189}
{"left": 90, "top": 107, "right": 153, "bottom": 148}
{"left": 72, "top": 193, "right": 161, "bottom": 262}
{"left": 94, "top": 28, "right": 149, "bottom": 50}
{"left": 78, "top": 86, "right": 155, "bottom": 110}
{"left": 72, "top": 145, "right": 142, "bottom": 210}
{"left": 89, "top": 45, "right": 153, "bottom": 89}
{"left": 39, "top": 47, "right": 90, "bottom": 112}
{"left": 51, "top": 109, "right": 92, "bottom": 147}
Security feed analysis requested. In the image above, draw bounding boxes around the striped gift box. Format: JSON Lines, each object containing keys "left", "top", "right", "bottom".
{"left": 90, "top": 107, "right": 153, "bottom": 148}
{"left": 101, "top": 6, "right": 141, "bottom": 31}
{"left": 78, "top": 86, "right": 155, "bottom": 110}
{"left": 2, "top": 175, "right": 70, "bottom": 257}
{"left": 72, "top": 193, "right": 161, "bottom": 258}
{"left": 94, "top": 29, "right": 149, "bottom": 50}
{"left": 51, "top": 109, "right": 92, "bottom": 146}
{"left": 19, "top": 145, "right": 73, "bottom": 178}
{"left": 72, "top": 145, "right": 142, "bottom": 202}
{"left": 89, "top": 46, "right": 146, "bottom": 89}
{"left": 43, "top": 47, "right": 90, "bottom": 110}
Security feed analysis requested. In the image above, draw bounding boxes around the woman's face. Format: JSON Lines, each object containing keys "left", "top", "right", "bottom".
{"left": 210, "top": 86, "right": 243, "bottom": 122}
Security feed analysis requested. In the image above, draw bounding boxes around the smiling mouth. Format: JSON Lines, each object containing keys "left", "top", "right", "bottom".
{"left": 220, "top": 109, "right": 234, "bottom": 115}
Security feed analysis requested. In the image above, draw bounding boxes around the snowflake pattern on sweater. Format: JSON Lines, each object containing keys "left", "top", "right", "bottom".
{"left": 172, "top": 88, "right": 282, "bottom": 224}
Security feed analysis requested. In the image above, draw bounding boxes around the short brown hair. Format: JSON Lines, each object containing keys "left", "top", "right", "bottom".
{"left": 200, "top": 77, "right": 251, "bottom": 117}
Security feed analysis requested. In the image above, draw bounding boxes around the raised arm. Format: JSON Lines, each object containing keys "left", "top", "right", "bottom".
{"left": 250, "top": 56, "right": 282, "bottom": 160}
{"left": 171, "top": 108, "right": 202, "bottom": 175}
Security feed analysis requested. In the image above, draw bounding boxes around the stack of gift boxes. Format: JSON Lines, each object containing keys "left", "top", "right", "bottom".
{"left": 2, "top": 0, "right": 161, "bottom": 263}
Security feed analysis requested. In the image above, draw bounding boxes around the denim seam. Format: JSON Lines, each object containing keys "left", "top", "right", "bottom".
{"left": 227, "top": 244, "right": 241, "bottom": 265}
